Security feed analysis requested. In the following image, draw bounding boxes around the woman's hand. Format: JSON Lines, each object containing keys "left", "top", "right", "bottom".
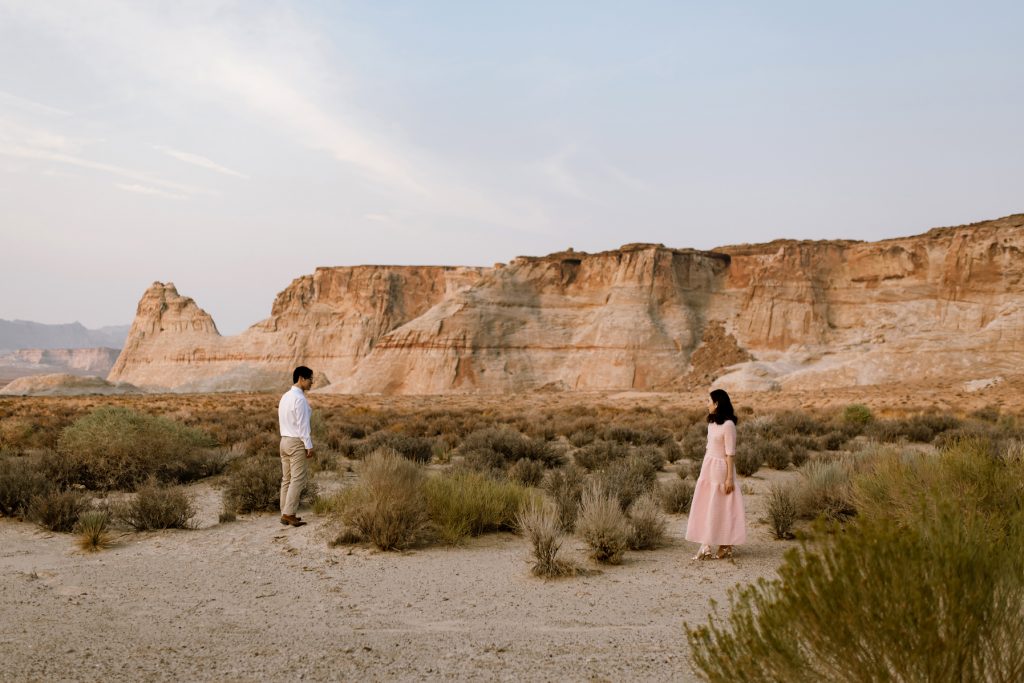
{"left": 723, "top": 477, "right": 735, "bottom": 494}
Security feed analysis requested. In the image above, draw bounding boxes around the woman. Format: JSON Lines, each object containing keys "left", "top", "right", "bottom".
{"left": 686, "top": 388, "right": 746, "bottom": 560}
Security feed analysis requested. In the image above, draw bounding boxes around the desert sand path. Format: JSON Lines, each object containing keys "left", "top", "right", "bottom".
{"left": 0, "top": 472, "right": 791, "bottom": 682}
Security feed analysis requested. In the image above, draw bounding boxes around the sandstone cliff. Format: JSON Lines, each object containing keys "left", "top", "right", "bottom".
{"left": 108, "top": 267, "right": 486, "bottom": 392}
{"left": 110, "top": 214, "right": 1024, "bottom": 394}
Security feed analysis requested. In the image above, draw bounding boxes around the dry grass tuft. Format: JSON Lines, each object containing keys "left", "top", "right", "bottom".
{"left": 516, "top": 498, "right": 580, "bottom": 578}
{"left": 333, "top": 448, "right": 431, "bottom": 550}
{"left": 576, "top": 484, "right": 629, "bottom": 564}
{"left": 75, "top": 510, "right": 112, "bottom": 551}
{"left": 627, "top": 492, "right": 667, "bottom": 550}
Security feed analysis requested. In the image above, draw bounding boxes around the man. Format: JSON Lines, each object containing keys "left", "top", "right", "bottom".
{"left": 278, "top": 365, "right": 314, "bottom": 527}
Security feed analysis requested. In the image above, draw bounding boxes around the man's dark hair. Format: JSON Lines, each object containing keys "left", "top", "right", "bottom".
{"left": 293, "top": 366, "right": 313, "bottom": 383}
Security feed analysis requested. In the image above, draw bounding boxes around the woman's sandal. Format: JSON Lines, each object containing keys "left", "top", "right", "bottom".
{"left": 692, "top": 544, "right": 714, "bottom": 561}
{"left": 715, "top": 546, "right": 734, "bottom": 560}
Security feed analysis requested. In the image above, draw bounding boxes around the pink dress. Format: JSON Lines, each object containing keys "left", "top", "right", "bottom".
{"left": 685, "top": 420, "right": 746, "bottom": 546}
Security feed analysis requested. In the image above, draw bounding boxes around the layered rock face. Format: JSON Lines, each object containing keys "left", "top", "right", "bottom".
{"left": 108, "top": 267, "right": 486, "bottom": 392}
{"left": 110, "top": 214, "right": 1024, "bottom": 393}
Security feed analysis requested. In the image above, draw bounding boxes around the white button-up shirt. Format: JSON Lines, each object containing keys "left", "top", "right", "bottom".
{"left": 278, "top": 386, "right": 313, "bottom": 450}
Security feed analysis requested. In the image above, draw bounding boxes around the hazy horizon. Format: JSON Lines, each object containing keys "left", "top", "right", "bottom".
{"left": 2, "top": 1, "right": 1022, "bottom": 334}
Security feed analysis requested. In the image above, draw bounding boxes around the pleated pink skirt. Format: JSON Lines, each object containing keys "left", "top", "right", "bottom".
{"left": 685, "top": 455, "right": 746, "bottom": 546}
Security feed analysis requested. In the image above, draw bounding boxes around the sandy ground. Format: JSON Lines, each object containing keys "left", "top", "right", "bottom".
{"left": 0, "top": 466, "right": 797, "bottom": 682}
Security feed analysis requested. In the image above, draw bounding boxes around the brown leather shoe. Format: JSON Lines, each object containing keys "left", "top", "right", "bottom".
{"left": 280, "top": 514, "right": 306, "bottom": 527}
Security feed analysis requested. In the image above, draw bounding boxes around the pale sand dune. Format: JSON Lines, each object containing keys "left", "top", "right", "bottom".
{"left": 0, "top": 468, "right": 796, "bottom": 681}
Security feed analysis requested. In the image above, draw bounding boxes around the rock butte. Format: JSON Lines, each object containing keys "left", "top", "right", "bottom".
{"left": 108, "top": 214, "right": 1024, "bottom": 394}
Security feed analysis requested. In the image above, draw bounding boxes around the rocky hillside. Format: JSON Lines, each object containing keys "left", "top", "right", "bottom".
{"left": 108, "top": 214, "right": 1024, "bottom": 394}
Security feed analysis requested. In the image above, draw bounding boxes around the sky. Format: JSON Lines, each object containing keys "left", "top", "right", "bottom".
{"left": 1, "top": 1, "right": 1022, "bottom": 335}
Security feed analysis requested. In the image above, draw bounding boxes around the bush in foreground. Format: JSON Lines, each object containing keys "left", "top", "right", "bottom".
{"left": 332, "top": 449, "right": 430, "bottom": 550}
{"left": 516, "top": 498, "right": 579, "bottom": 578}
{"left": 544, "top": 465, "right": 587, "bottom": 531}
{"left": 0, "top": 457, "right": 53, "bottom": 517}
{"left": 660, "top": 479, "right": 695, "bottom": 514}
{"left": 56, "top": 407, "right": 215, "bottom": 490}
{"left": 627, "top": 493, "right": 667, "bottom": 550}
{"left": 222, "top": 456, "right": 280, "bottom": 514}
{"left": 75, "top": 510, "right": 112, "bottom": 551}
{"left": 576, "top": 484, "right": 629, "bottom": 564}
{"left": 766, "top": 482, "right": 798, "bottom": 539}
{"left": 424, "top": 470, "right": 531, "bottom": 545}
{"left": 29, "top": 489, "right": 90, "bottom": 532}
{"left": 687, "top": 505, "right": 1024, "bottom": 682}
{"left": 118, "top": 480, "right": 196, "bottom": 530}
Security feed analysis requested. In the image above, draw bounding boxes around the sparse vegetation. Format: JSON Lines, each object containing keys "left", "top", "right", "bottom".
{"left": 544, "top": 464, "right": 587, "bottom": 531}
{"left": 687, "top": 437, "right": 1024, "bottom": 682}
{"left": 516, "top": 498, "right": 580, "bottom": 578}
{"left": 29, "top": 489, "right": 90, "bottom": 532}
{"left": 55, "top": 407, "right": 216, "bottom": 490}
{"left": 424, "top": 470, "right": 532, "bottom": 545}
{"left": 660, "top": 479, "right": 695, "bottom": 514}
{"left": 330, "top": 449, "right": 431, "bottom": 550}
{"left": 75, "top": 510, "right": 112, "bottom": 551}
{"left": 576, "top": 484, "right": 630, "bottom": 564}
{"left": 222, "top": 456, "right": 280, "bottom": 514}
{"left": 766, "top": 482, "right": 798, "bottom": 539}
{"left": 0, "top": 456, "right": 53, "bottom": 517}
{"left": 117, "top": 480, "right": 196, "bottom": 530}
{"left": 627, "top": 493, "right": 668, "bottom": 550}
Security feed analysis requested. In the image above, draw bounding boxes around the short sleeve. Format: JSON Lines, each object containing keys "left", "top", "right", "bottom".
{"left": 723, "top": 421, "right": 737, "bottom": 456}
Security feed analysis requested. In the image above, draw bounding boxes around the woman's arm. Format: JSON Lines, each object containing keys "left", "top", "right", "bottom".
{"left": 724, "top": 421, "right": 736, "bottom": 494}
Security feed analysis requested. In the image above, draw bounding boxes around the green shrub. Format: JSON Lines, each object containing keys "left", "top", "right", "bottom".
{"left": 0, "top": 457, "right": 53, "bottom": 517}
{"left": 29, "top": 489, "right": 90, "bottom": 532}
{"left": 75, "top": 510, "right": 112, "bottom": 551}
{"left": 56, "top": 407, "right": 215, "bottom": 490}
{"left": 759, "top": 440, "right": 791, "bottom": 470}
{"left": 333, "top": 449, "right": 430, "bottom": 550}
{"left": 222, "top": 456, "right": 280, "bottom": 514}
{"left": 733, "top": 444, "right": 763, "bottom": 477}
{"left": 842, "top": 404, "right": 874, "bottom": 428}
{"left": 598, "top": 453, "right": 659, "bottom": 510}
{"left": 795, "top": 459, "right": 855, "bottom": 521}
{"left": 118, "top": 480, "right": 196, "bottom": 530}
{"left": 516, "top": 498, "right": 579, "bottom": 578}
{"left": 543, "top": 464, "right": 587, "bottom": 531}
{"left": 627, "top": 493, "right": 667, "bottom": 550}
{"left": 574, "top": 440, "right": 630, "bottom": 470}
{"left": 815, "top": 430, "right": 848, "bottom": 452}
{"left": 766, "top": 482, "right": 798, "bottom": 540}
{"left": 576, "top": 484, "right": 629, "bottom": 564}
{"left": 852, "top": 438, "right": 1024, "bottom": 531}
{"left": 660, "top": 479, "right": 695, "bottom": 514}
{"left": 686, "top": 503, "right": 1024, "bottom": 682}
{"left": 425, "top": 470, "right": 532, "bottom": 545}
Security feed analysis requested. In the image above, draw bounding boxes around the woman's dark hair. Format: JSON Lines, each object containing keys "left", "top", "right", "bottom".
{"left": 293, "top": 366, "right": 313, "bottom": 383}
{"left": 707, "top": 388, "right": 738, "bottom": 426}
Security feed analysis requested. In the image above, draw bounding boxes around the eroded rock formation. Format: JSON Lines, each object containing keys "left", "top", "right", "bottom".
{"left": 109, "top": 214, "right": 1024, "bottom": 393}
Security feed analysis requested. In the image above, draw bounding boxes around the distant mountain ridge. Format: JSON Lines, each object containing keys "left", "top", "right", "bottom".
{"left": 0, "top": 320, "right": 130, "bottom": 351}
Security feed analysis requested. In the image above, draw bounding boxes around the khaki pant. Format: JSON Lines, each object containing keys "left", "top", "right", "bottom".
{"left": 279, "top": 437, "right": 308, "bottom": 516}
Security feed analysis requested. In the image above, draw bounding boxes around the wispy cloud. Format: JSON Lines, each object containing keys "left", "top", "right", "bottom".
{"left": 0, "top": 90, "right": 71, "bottom": 118}
{"left": 153, "top": 145, "right": 248, "bottom": 179}
{"left": 114, "top": 182, "right": 186, "bottom": 200}
{"left": 0, "top": 118, "right": 207, "bottom": 197}
{"left": 0, "top": 0, "right": 539, "bottom": 231}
